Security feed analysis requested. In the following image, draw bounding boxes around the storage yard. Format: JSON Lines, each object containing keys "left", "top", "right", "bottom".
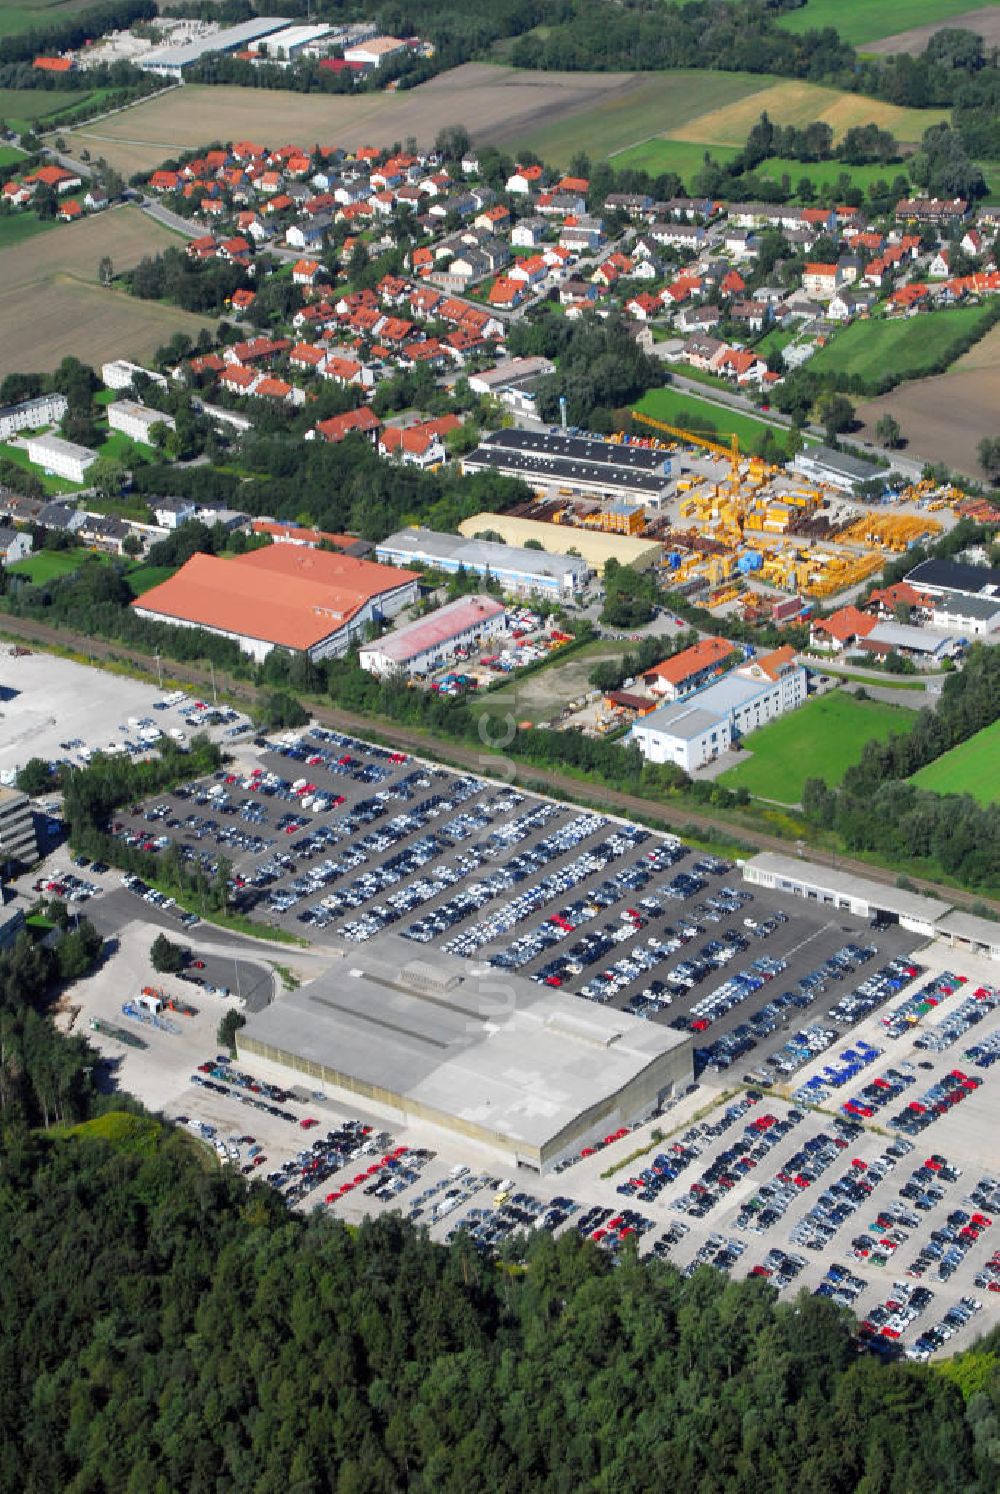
{"left": 457, "top": 423, "right": 957, "bottom": 614}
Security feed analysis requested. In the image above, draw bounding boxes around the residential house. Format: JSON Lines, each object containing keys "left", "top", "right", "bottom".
{"left": 511, "top": 217, "right": 547, "bottom": 248}
{"left": 0, "top": 528, "right": 33, "bottom": 566}
{"left": 809, "top": 606, "right": 878, "bottom": 652}
{"left": 506, "top": 164, "right": 544, "bottom": 195}
{"left": 802, "top": 262, "right": 843, "bottom": 299}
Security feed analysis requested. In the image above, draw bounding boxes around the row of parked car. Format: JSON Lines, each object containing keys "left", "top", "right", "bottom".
{"left": 881, "top": 970, "right": 967, "bottom": 1039}
{"left": 675, "top": 1107, "right": 806, "bottom": 1219}
{"left": 788, "top": 1137, "right": 912, "bottom": 1254}
{"left": 916, "top": 985, "right": 999, "bottom": 1054}
{"left": 908, "top": 1297, "right": 982, "bottom": 1360}
{"left": 889, "top": 1067, "right": 983, "bottom": 1134}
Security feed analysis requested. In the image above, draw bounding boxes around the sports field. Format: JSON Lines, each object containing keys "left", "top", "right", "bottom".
{"left": 0, "top": 206, "right": 213, "bottom": 378}
{"left": 808, "top": 305, "right": 997, "bottom": 389}
{"left": 910, "top": 720, "right": 1000, "bottom": 805}
{"left": 718, "top": 692, "right": 915, "bottom": 804}
{"left": 777, "top": 0, "right": 980, "bottom": 47}
{"left": 633, "top": 387, "right": 799, "bottom": 457}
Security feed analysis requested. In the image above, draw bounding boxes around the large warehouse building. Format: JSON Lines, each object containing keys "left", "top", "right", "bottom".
{"left": 462, "top": 429, "right": 673, "bottom": 505}
{"left": 133, "top": 545, "right": 419, "bottom": 662}
{"left": 238, "top": 934, "right": 693, "bottom": 1172}
{"left": 457, "top": 513, "right": 662, "bottom": 572}
{"left": 376, "top": 525, "right": 589, "bottom": 599}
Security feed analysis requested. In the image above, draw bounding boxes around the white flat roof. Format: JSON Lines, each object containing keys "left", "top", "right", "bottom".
{"left": 745, "top": 852, "right": 951, "bottom": 924}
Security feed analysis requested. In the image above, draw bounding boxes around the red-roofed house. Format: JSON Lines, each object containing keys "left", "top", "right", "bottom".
{"left": 488, "top": 277, "right": 525, "bottom": 309}
{"left": 313, "top": 407, "right": 381, "bottom": 444}
{"left": 644, "top": 637, "right": 735, "bottom": 700}
{"left": 809, "top": 607, "right": 878, "bottom": 652}
{"left": 26, "top": 164, "right": 80, "bottom": 194}
{"left": 802, "top": 263, "right": 842, "bottom": 299}
{"left": 292, "top": 258, "right": 322, "bottom": 286}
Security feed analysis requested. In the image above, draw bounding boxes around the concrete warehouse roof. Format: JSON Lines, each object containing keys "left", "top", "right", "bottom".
{"left": 379, "top": 526, "right": 588, "bottom": 582}
{"left": 141, "top": 16, "right": 292, "bottom": 69}
{"left": 239, "top": 933, "right": 691, "bottom": 1155}
{"left": 457, "top": 513, "right": 662, "bottom": 571}
{"left": 371, "top": 594, "right": 506, "bottom": 663}
{"left": 134, "top": 547, "right": 417, "bottom": 652}
{"left": 931, "top": 590, "right": 1000, "bottom": 620}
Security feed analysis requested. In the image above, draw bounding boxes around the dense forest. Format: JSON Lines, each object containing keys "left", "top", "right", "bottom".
{"left": 2, "top": 1113, "right": 999, "bottom": 1492}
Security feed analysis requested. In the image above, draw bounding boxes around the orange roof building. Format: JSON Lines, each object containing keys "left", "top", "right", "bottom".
{"left": 644, "top": 637, "right": 734, "bottom": 700}
{"left": 809, "top": 606, "right": 878, "bottom": 651}
{"left": 132, "top": 547, "right": 419, "bottom": 662}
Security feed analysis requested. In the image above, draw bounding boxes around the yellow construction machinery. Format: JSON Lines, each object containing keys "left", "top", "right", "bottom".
{"left": 630, "top": 410, "right": 741, "bottom": 484}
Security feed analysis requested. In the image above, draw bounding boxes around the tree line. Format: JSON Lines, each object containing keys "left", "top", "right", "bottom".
{"left": 802, "top": 642, "right": 1000, "bottom": 890}
{"left": 1, "top": 1088, "right": 999, "bottom": 1489}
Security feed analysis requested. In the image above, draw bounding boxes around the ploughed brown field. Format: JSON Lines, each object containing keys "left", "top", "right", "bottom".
{"left": 62, "top": 66, "right": 640, "bottom": 177}
{"left": 856, "top": 324, "right": 1000, "bottom": 479}
{"left": 865, "top": 6, "right": 1000, "bottom": 55}
{"left": 0, "top": 206, "right": 212, "bottom": 377}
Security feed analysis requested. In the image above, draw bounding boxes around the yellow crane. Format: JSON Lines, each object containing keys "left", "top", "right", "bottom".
{"left": 630, "top": 410, "right": 741, "bottom": 482}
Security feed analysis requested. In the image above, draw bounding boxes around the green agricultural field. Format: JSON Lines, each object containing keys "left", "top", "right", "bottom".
{"left": 808, "top": 305, "right": 998, "bottom": 388}
{"left": 0, "top": 87, "right": 96, "bottom": 130}
{"left": 8, "top": 549, "right": 91, "bottom": 584}
{"left": 718, "top": 692, "right": 915, "bottom": 804}
{"left": 512, "top": 70, "right": 769, "bottom": 166}
{"left": 611, "top": 142, "right": 909, "bottom": 196}
{"left": 610, "top": 138, "right": 740, "bottom": 179}
{"left": 0, "top": 1, "right": 99, "bottom": 38}
{"left": 977, "top": 161, "right": 1000, "bottom": 205}
{"left": 0, "top": 145, "right": 26, "bottom": 168}
{"left": 778, "top": 0, "right": 979, "bottom": 47}
{"left": 754, "top": 155, "right": 911, "bottom": 193}
{"left": 910, "top": 719, "right": 1000, "bottom": 806}
{"left": 633, "top": 387, "right": 800, "bottom": 457}
{"left": 0, "top": 213, "right": 56, "bottom": 250}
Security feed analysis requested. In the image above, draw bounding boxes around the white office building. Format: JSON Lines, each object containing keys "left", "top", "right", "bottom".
{"left": 107, "top": 400, "right": 176, "bottom": 446}
{"left": 101, "top": 359, "right": 168, "bottom": 392}
{"left": 25, "top": 433, "right": 96, "bottom": 485}
{"left": 0, "top": 393, "right": 67, "bottom": 442}
{"left": 630, "top": 653, "right": 807, "bottom": 773}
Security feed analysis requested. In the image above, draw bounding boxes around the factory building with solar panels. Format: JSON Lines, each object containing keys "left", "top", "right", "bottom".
{"left": 461, "top": 429, "right": 673, "bottom": 505}
{"left": 237, "top": 934, "right": 693, "bottom": 1172}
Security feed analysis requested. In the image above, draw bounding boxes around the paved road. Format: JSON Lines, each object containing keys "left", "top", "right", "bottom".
{"left": 666, "top": 371, "right": 925, "bottom": 480}
{"left": 2, "top": 611, "right": 996, "bottom": 916}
